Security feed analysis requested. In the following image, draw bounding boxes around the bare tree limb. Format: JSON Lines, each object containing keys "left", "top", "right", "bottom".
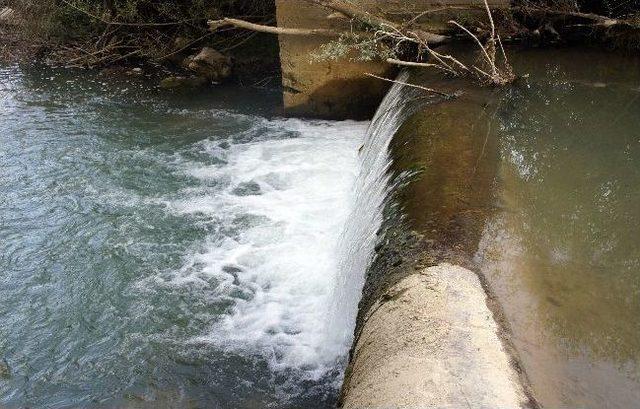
{"left": 208, "top": 18, "right": 338, "bottom": 36}
{"left": 386, "top": 57, "right": 457, "bottom": 75}
{"left": 304, "top": 0, "right": 449, "bottom": 45}
{"left": 364, "top": 72, "right": 456, "bottom": 97}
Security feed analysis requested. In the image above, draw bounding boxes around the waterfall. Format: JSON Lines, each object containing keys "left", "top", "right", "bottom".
{"left": 327, "top": 71, "right": 421, "bottom": 359}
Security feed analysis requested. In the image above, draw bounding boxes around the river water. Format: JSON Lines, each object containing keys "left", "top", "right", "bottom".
{"left": 4, "top": 49, "right": 640, "bottom": 409}
{"left": 0, "top": 65, "right": 378, "bottom": 408}
{"left": 476, "top": 49, "right": 640, "bottom": 408}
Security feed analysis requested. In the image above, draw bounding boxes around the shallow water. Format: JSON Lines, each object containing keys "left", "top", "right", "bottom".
{"left": 476, "top": 49, "right": 640, "bottom": 408}
{"left": 0, "top": 65, "right": 371, "bottom": 408}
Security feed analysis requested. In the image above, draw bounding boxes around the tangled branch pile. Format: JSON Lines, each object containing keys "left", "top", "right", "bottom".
{"left": 3, "top": 0, "right": 640, "bottom": 83}
{"left": 3, "top": 0, "right": 275, "bottom": 67}
{"left": 209, "top": 0, "right": 640, "bottom": 89}
{"left": 210, "top": 0, "right": 516, "bottom": 87}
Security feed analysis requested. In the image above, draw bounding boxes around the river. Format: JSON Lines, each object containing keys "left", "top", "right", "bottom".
{"left": 476, "top": 49, "right": 640, "bottom": 408}
{"left": 2, "top": 48, "right": 640, "bottom": 409}
{"left": 0, "top": 65, "right": 379, "bottom": 408}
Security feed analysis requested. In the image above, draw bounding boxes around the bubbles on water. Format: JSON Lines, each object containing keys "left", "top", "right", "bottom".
{"left": 147, "top": 118, "right": 367, "bottom": 381}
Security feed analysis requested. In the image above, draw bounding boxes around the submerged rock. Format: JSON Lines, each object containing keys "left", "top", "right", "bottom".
{"left": 127, "top": 67, "right": 143, "bottom": 76}
{"left": 159, "top": 76, "right": 207, "bottom": 89}
{"left": 184, "top": 47, "right": 232, "bottom": 82}
{"left": 232, "top": 181, "right": 261, "bottom": 196}
{"left": 0, "top": 7, "right": 19, "bottom": 26}
{"left": 0, "top": 359, "right": 10, "bottom": 379}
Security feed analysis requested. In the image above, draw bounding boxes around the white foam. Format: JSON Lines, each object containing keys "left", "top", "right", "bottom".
{"left": 163, "top": 118, "right": 368, "bottom": 378}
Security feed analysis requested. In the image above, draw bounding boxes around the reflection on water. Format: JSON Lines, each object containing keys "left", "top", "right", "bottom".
{"left": 476, "top": 49, "right": 640, "bottom": 408}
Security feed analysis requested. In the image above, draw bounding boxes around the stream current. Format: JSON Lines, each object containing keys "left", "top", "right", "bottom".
{"left": 0, "top": 65, "right": 382, "bottom": 408}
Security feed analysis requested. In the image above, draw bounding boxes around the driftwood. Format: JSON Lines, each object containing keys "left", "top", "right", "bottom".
{"left": 364, "top": 72, "right": 456, "bottom": 97}
{"left": 306, "top": 0, "right": 449, "bottom": 45}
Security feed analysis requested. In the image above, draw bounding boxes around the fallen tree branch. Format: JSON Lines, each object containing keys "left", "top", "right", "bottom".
{"left": 449, "top": 21, "right": 496, "bottom": 75}
{"left": 304, "top": 0, "right": 449, "bottom": 45}
{"left": 513, "top": 6, "right": 639, "bottom": 30}
{"left": 364, "top": 72, "right": 457, "bottom": 97}
{"left": 386, "top": 57, "right": 457, "bottom": 75}
{"left": 386, "top": 57, "right": 445, "bottom": 68}
{"left": 208, "top": 18, "right": 338, "bottom": 36}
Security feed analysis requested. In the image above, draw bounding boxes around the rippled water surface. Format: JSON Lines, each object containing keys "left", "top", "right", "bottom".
{"left": 476, "top": 50, "right": 640, "bottom": 408}
{"left": 0, "top": 65, "right": 368, "bottom": 408}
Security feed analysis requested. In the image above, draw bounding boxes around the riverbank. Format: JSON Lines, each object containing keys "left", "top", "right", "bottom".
{"left": 0, "top": 4, "right": 282, "bottom": 91}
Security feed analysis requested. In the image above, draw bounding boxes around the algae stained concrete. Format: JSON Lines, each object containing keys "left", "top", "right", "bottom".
{"left": 340, "top": 77, "right": 537, "bottom": 408}
{"left": 275, "top": 0, "right": 393, "bottom": 119}
{"left": 341, "top": 264, "right": 529, "bottom": 409}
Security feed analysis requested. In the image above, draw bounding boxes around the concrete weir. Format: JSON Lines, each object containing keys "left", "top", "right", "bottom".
{"left": 341, "top": 264, "right": 527, "bottom": 408}
{"left": 337, "top": 76, "right": 538, "bottom": 408}
{"left": 274, "top": 1, "right": 533, "bottom": 407}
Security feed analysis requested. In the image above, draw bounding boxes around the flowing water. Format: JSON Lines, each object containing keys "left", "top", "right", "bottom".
{"left": 0, "top": 65, "right": 390, "bottom": 408}
{"left": 5, "top": 49, "right": 639, "bottom": 409}
{"left": 475, "top": 50, "right": 640, "bottom": 408}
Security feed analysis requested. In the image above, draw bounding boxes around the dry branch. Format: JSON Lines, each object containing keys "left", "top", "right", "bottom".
{"left": 208, "top": 18, "right": 338, "bottom": 36}
{"left": 364, "top": 72, "right": 456, "bottom": 97}
{"left": 207, "top": 0, "right": 515, "bottom": 88}
{"left": 305, "top": 0, "right": 449, "bottom": 45}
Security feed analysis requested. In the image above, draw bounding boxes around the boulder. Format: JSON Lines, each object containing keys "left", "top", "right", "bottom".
{"left": 184, "top": 47, "right": 232, "bottom": 82}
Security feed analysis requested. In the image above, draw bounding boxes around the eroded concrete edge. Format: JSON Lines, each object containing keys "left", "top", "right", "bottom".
{"left": 340, "top": 81, "right": 539, "bottom": 408}
{"left": 342, "top": 263, "right": 529, "bottom": 409}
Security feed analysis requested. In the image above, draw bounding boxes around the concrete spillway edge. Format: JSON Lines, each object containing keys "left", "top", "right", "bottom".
{"left": 341, "top": 263, "right": 531, "bottom": 408}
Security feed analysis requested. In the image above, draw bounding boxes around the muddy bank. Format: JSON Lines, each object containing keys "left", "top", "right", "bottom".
{"left": 340, "top": 73, "right": 538, "bottom": 408}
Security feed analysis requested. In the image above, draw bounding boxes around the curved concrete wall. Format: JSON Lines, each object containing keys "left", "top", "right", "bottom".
{"left": 342, "top": 263, "right": 529, "bottom": 408}
{"left": 339, "top": 80, "right": 538, "bottom": 408}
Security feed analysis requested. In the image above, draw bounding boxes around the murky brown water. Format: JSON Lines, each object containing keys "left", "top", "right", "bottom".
{"left": 476, "top": 49, "right": 640, "bottom": 408}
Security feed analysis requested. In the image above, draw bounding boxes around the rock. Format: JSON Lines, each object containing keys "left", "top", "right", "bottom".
{"left": 232, "top": 181, "right": 262, "bottom": 196}
{"left": 0, "top": 7, "right": 20, "bottom": 26}
{"left": 173, "top": 36, "right": 191, "bottom": 50}
{"left": 185, "top": 47, "right": 231, "bottom": 82}
{"left": 0, "top": 359, "right": 10, "bottom": 379}
{"left": 181, "top": 55, "right": 194, "bottom": 69}
{"left": 159, "top": 76, "right": 207, "bottom": 89}
{"left": 126, "top": 67, "right": 143, "bottom": 76}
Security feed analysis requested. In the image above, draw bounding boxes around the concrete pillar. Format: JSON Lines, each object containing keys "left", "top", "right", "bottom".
{"left": 275, "top": 0, "right": 509, "bottom": 119}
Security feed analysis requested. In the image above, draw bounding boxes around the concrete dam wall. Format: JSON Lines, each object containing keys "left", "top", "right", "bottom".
{"left": 274, "top": 2, "right": 537, "bottom": 407}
